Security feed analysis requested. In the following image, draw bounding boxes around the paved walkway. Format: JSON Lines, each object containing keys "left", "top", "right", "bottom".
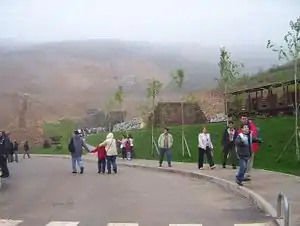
{"left": 100, "top": 157, "right": 300, "bottom": 226}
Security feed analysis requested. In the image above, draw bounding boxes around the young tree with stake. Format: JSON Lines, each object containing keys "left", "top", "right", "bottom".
{"left": 114, "top": 86, "right": 124, "bottom": 110}
{"left": 146, "top": 78, "right": 163, "bottom": 156}
{"left": 171, "top": 69, "right": 191, "bottom": 157}
{"left": 267, "top": 17, "right": 300, "bottom": 162}
{"left": 217, "top": 47, "right": 243, "bottom": 119}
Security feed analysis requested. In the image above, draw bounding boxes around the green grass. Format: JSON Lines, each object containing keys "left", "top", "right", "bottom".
{"left": 87, "top": 116, "right": 300, "bottom": 176}
{"left": 32, "top": 119, "right": 76, "bottom": 155}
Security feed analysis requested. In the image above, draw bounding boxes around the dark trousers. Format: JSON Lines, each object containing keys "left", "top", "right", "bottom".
{"left": 198, "top": 147, "right": 214, "bottom": 168}
{"left": 222, "top": 143, "right": 237, "bottom": 166}
{"left": 121, "top": 148, "right": 126, "bottom": 159}
{"left": 23, "top": 151, "right": 30, "bottom": 159}
{"left": 97, "top": 158, "right": 106, "bottom": 173}
{"left": 159, "top": 148, "right": 171, "bottom": 166}
{"left": 106, "top": 155, "right": 117, "bottom": 174}
{"left": 0, "top": 154, "right": 9, "bottom": 177}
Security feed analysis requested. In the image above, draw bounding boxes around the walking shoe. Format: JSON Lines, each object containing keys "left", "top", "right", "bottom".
{"left": 232, "top": 165, "right": 237, "bottom": 169}
{"left": 79, "top": 167, "right": 84, "bottom": 174}
{"left": 222, "top": 164, "right": 226, "bottom": 168}
{"left": 199, "top": 167, "right": 204, "bottom": 170}
{"left": 243, "top": 178, "right": 251, "bottom": 181}
{"left": 236, "top": 180, "right": 243, "bottom": 186}
{"left": 113, "top": 168, "right": 117, "bottom": 174}
{"left": 72, "top": 171, "right": 77, "bottom": 174}
{"left": 159, "top": 164, "right": 162, "bottom": 167}
{"left": 168, "top": 165, "right": 172, "bottom": 167}
{"left": 210, "top": 165, "right": 216, "bottom": 169}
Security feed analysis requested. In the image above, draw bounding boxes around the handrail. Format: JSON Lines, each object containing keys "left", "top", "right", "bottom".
{"left": 277, "top": 192, "right": 290, "bottom": 226}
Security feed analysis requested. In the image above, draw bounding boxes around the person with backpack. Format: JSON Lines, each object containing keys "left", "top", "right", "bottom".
{"left": 68, "top": 130, "right": 90, "bottom": 174}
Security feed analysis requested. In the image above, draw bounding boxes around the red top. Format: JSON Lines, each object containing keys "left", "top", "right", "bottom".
{"left": 91, "top": 146, "right": 106, "bottom": 159}
{"left": 125, "top": 139, "right": 131, "bottom": 152}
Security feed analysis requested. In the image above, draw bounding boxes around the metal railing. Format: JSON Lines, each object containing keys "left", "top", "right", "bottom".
{"left": 277, "top": 192, "right": 290, "bottom": 226}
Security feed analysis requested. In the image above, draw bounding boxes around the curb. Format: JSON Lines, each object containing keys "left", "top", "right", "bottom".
{"left": 26, "top": 154, "right": 281, "bottom": 226}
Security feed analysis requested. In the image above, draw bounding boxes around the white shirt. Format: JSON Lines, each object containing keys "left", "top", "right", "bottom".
{"left": 129, "top": 138, "right": 134, "bottom": 147}
{"left": 198, "top": 133, "right": 213, "bottom": 149}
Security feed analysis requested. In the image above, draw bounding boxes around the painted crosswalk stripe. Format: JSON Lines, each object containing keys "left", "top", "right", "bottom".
{"left": 0, "top": 219, "right": 23, "bottom": 226}
{"left": 107, "top": 224, "right": 139, "bottom": 226}
{"left": 169, "top": 224, "right": 203, "bottom": 226}
{"left": 45, "top": 222, "right": 80, "bottom": 226}
{"left": 234, "top": 224, "right": 269, "bottom": 226}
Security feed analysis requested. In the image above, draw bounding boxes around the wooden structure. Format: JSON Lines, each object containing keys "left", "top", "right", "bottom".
{"left": 153, "top": 101, "right": 207, "bottom": 127}
{"left": 226, "top": 79, "right": 300, "bottom": 117}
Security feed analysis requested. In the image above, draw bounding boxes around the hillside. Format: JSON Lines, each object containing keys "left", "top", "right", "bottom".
{"left": 0, "top": 40, "right": 279, "bottom": 142}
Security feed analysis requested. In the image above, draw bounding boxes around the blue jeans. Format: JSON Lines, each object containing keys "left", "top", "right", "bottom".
{"left": 159, "top": 148, "right": 171, "bottom": 166}
{"left": 14, "top": 152, "right": 19, "bottom": 163}
{"left": 98, "top": 158, "right": 106, "bottom": 173}
{"left": 236, "top": 157, "right": 249, "bottom": 182}
{"left": 106, "top": 155, "right": 117, "bottom": 173}
{"left": 71, "top": 156, "right": 83, "bottom": 172}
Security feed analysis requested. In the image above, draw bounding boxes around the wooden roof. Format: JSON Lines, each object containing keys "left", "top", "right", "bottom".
{"left": 227, "top": 79, "right": 300, "bottom": 95}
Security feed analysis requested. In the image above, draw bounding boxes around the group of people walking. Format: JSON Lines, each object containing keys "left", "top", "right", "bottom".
{"left": 0, "top": 131, "right": 31, "bottom": 178}
{"left": 68, "top": 115, "right": 260, "bottom": 186}
{"left": 158, "top": 116, "right": 260, "bottom": 186}
{"left": 68, "top": 130, "right": 119, "bottom": 174}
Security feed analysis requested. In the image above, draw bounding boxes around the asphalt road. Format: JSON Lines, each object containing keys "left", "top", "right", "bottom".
{"left": 0, "top": 157, "right": 272, "bottom": 226}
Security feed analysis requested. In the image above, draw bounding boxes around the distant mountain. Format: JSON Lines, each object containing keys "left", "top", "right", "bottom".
{"left": 0, "top": 39, "right": 278, "bottom": 128}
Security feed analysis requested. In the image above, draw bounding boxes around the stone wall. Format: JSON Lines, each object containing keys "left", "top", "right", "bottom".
{"left": 153, "top": 101, "right": 207, "bottom": 127}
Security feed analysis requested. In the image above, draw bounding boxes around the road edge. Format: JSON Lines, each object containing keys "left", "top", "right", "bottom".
{"left": 24, "top": 154, "right": 281, "bottom": 226}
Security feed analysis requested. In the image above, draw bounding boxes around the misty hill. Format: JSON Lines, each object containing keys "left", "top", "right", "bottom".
{"left": 0, "top": 39, "right": 278, "bottom": 125}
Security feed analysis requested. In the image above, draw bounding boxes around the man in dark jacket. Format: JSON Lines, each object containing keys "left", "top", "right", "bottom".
{"left": 0, "top": 131, "right": 10, "bottom": 178}
{"left": 13, "top": 141, "right": 19, "bottom": 163}
{"left": 23, "top": 141, "right": 30, "bottom": 159}
{"left": 68, "top": 130, "right": 90, "bottom": 174}
{"left": 221, "top": 121, "right": 238, "bottom": 169}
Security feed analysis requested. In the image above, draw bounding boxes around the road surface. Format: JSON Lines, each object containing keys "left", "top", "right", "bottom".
{"left": 0, "top": 157, "right": 272, "bottom": 226}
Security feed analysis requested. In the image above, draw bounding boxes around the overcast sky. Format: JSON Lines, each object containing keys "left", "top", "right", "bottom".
{"left": 0, "top": 0, "right": 299, "bottom": 46}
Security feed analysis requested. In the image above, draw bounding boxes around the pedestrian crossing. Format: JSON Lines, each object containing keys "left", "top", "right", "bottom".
{"left": 0, "top": 219, "right": 271, "bottom": 226}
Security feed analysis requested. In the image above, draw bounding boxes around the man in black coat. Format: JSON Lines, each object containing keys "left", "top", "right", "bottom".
{"left": 0, "top": 131, "right": 10, "bottom": 178}
{"left": 221, "top": 121, "right": 238, "bottom": 169}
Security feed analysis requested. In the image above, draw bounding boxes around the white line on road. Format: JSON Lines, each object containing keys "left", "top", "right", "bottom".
{"left": 107, "top": 224, "right": 139, "bottom": 226}
{"left": 234, "top": 224, "right": 269, "bottom": 226}
{"left": 0, "top": 219, "right": 23, "bottom": 226}
{"left": 169, "top": 224, "right": 203, "bottom": 226}
{"left": 45, "top": 222, "right": 80, "bottom": 226}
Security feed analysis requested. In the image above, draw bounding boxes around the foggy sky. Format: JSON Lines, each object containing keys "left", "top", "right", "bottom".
{"left": 0, "top": 0, "right": 299, "bottom": 46}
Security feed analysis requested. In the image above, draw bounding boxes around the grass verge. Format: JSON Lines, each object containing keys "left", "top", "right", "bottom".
{"left": 87, "top": 116, "right": 300, "bottom": 176}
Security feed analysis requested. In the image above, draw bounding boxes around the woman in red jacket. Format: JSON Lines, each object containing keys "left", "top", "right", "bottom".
{"left": 91, "top": 146, "right": 106, "bottom": 174}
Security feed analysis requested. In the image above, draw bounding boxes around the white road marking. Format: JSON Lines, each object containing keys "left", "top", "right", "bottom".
{"left": 234, "top": 224, "right": 269, "bottom": 226}
{"left": 0, "top": 219, "right": 23, "bottom": 226}
{"left": 169, "top": 225, "right": 203, "bottom": 226}
{"left": 45, "top": 222, "right": 80, "bottom": 226}
{"left": 107, "top": 224, "right": 139, "bottom": 226}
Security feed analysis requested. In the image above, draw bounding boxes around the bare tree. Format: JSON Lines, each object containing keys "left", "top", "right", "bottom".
{"left": 267, "top": 17, "right": 300, "bottom": 161}
{"left": 217, "top": 47, "right": 244, "bottom": 120}
{"left": 114, "top": 86, "right": 124, "bottom": 110}
{"left": 171, "top": 69, "right": 191, "bottom": 157}
{"left": 146, "top": 78, "right": 163, "bottom": 156}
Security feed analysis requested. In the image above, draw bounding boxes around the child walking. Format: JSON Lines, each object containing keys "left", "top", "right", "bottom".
{"left": 91, "top": 146, "right": 106, "bottom": 174}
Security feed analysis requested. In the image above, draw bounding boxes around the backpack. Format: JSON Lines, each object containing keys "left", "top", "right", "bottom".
{"left": 68, "top": 138, "right": 75, "bottom": 153}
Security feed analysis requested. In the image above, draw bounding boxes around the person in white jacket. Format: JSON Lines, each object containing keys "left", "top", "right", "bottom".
{"left": 198, "top": 127, "right": 216, "bottom": 170}
{"left": 99, "top": 132, "right": 118, "bottom": 174}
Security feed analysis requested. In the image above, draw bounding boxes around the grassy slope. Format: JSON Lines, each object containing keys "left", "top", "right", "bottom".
{"left": 87, "top": 116, "right": 300, "bottom": 176}
{"left": 32, "top": 119, "right": 75, "bottom": 155}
